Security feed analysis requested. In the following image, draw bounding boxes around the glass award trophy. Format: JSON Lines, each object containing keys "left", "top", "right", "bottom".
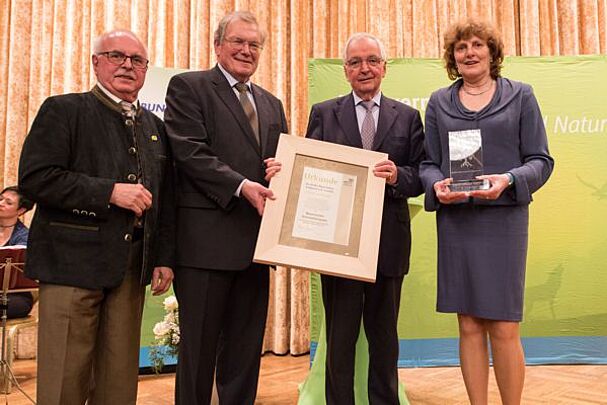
{"left": 448, "top": 129, "right": 490, "bottom": 192}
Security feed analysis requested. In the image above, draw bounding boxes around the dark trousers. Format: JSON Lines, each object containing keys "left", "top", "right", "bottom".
{"left": 7, "top": 292, "right": 34, "bottom": 318}
{"left": 174, "top": 263, "right": 269, "bottom": 405}
{"left": 322, "top": 273, "right": 404, "bottom": 405}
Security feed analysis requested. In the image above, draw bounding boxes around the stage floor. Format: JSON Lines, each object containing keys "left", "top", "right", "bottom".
{"left": 6, "top": 354, "right": 607, "bottom": 404}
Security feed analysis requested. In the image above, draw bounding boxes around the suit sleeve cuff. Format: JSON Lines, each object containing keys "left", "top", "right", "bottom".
{"left": 235, "top": 179, "right": 248, "bottom": 197}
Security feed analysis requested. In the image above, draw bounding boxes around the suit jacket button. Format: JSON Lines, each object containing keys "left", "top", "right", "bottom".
{"left": 72, "top": 208, "right": 80, "bottom": 215}
{"left": 127, "top": 173, "right": 137, "bottom": 182}
{"left": 89, "top": 212, "right": 96, "bottom": 217}
{"left": 124, "top": 233, "right": 132, "bottom": 242}
{"left": 81, "top": 210, "right": 88, "bottom": 216}
{"left": 128, "top": 147, "right": 137, "bottom": 155}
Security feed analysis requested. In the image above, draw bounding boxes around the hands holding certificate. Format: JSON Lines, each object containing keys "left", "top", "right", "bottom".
{"left": 262, "top": 150, "right": 400, "bottom": 225}
{"left": 242, "top": 157, "right": 283, "bottom": 216}
{"left": 373, "top": 159, "right": 398, "bottom": 185}
{"left": 242, "top": 181, "right": 275, "bottom": 216}
{"left": 264, "top": 157, "right": 282, "bottom": 181}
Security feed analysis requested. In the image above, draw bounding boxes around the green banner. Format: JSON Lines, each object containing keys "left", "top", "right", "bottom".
{"left": 137, "top": 66, "right": 187, "bottom": 370}
{"left": 137, "top": 59, "right": 607, "bottom": 383}
{"left": 308, "top": 56, "right": 607, "bottom": 357}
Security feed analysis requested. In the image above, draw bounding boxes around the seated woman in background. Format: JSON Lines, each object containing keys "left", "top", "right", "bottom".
{"left": 0, "top": 186, "right": 35, "bottom": 318}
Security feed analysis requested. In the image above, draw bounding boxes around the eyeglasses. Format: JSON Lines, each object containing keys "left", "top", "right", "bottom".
{"left": 97, "top": 51, "right": 149, "bottom": 70}
{"left": 345, "top": 56, "right": 384, "bottom": 69}
{"left": 223, "top": 37, "right": 264, "bottom": 52}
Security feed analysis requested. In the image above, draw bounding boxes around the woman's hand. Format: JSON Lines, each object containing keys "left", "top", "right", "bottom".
{"left": 468, "top": 174, "right": 510, "bottom": 200}
{"left": 433, "top": 178, "right": 469, "bottom": 204}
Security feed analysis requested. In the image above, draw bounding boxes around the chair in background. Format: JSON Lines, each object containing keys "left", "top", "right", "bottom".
{"left": 0, "top": 247, "right": 38, "bottom": 396}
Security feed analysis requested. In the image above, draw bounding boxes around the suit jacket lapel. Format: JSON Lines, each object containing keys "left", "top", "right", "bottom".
{"left": 335, "top": 94, "right": 363, "bottom": 148}
{"left": 251, "top": 84, "right": 270, "bottom": 156}
{"left": 210, "top": 67, "right": 261, "bottom": 155}
{"left": 374, "top": 95, "right": 397, "bottom": 150}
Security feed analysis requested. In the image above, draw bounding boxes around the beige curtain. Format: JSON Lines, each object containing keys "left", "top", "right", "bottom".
{"left": 1, "top": 0, "right": 605, "bottom": 355}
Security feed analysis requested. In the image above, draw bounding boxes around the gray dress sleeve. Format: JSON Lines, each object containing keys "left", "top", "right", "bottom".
{"left": 508, "top": 85, "right": 555, "bottom": 204}
{"left": 419, "top": 94, "right": 445, "bottom": 211}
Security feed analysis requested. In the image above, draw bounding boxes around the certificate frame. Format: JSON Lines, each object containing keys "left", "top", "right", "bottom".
{"left": 254, "top": 134, "right": 387, "bottom": 282}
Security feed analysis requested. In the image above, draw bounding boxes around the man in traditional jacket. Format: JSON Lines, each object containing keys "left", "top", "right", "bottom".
{"left": 19, "top": 29, "right": 175, "bottom": 405}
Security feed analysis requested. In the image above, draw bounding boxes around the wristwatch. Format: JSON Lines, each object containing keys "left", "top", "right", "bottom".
{"left": 505, "top": 172, "right": 514, "bottom": 187}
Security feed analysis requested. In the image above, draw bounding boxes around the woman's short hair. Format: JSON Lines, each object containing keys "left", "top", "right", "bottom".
{"left": 443, "top": 18, "right": 504, "bottom": 81}
{"left": 1, "top": 186, "right": 34, "bottom": 212}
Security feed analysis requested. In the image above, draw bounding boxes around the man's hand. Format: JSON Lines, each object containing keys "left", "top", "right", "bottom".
{"left": 433, "top": 178, "right": 469, "bottom": 204}
{"left": 151, "top": 266, "right": 174, "bottom": 296}
{"left": 241, "top": 181, "right": 275, "bottom": 216}
{"left": 110, "top": 183, "right": 152, "bottom": 216}
{"left": 264, "top": 157, "right": 282, "bottom": 182}
{"left": 373, "top": 160, "right": 398, "bottom": 185}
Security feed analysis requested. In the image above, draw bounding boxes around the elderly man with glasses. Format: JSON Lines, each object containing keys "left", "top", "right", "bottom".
{"left": 164, "top": 10, "right": 288, "bottom": 405}
{"left": 19, "top": 29, "right": 175, "bottom": 405}
{"left": 305, "top": 33, "right": 425, "bottom": 404}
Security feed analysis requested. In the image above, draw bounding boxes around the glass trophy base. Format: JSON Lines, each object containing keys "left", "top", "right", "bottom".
{"left": 448, "top": 179, "right": 490, "bottom": 192}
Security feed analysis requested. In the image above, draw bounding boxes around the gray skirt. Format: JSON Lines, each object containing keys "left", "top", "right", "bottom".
{"left": 436, "top": 203, "right": 529, "bottom": 321}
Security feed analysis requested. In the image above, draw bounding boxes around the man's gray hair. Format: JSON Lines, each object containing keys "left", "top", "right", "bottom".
{"left": 92, "top": 29, "right": 147, "bottom": 57}
{"left": 342, "top": 33, "right": 387, "bottom": 62}
{"left": 214, "top": 11, "right": 267, "bottom": 45}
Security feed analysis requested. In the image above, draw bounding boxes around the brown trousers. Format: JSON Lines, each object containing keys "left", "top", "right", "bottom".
{"left": 36, "top": 242, "right": 145, "bottom": 405}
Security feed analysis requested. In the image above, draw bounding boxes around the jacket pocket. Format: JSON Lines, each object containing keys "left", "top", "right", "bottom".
{"left": 177, "top": 192, "right": 218, "bottom": 209}
{"left": 50, "top": 221, "right": 100, "bottom": 232}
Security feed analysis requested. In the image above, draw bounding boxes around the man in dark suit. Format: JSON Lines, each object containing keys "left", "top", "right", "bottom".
{"left": 18, "top": 30, "right": 174, "bottom": 405}
{"left": 163, "top": 11, "right": 288, "bottom": 405}
{"left": 306, "top": 33, "right": 425, "bottom": 404}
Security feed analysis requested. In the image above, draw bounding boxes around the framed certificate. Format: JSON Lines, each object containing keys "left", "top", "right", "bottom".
{"left": 254, "top": 134, "right": 387, "bottom": 282}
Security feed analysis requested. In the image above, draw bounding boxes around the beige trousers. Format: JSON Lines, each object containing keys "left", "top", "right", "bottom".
{"left": 36, "top": 242, "right": 145, "bottom": 405}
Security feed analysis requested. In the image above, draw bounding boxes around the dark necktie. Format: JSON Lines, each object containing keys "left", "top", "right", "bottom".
{"left": 360, "top": 100, "right": 376, "bottom": 150}
{"left": 120, "top": 101, "right": 137, "bottom": 125}
{"left": 234, "top": 82, "right": 260, "bottom": 145}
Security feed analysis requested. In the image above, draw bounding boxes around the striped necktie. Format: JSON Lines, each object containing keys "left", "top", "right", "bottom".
{"left": 234, "top": 82, "right": 260, "bottom": 145}
{"left": 360, "top": 100, "right": 376, "bottom": 150}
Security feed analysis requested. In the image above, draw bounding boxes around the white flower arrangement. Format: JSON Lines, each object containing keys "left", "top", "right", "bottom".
{"left": 149, "top": 295, "right": 180, "bottom": 373}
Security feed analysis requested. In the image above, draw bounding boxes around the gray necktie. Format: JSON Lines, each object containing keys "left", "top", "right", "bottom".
{"left": 360, "top": 100, "right": 376, "bottom": 150}
{"left": 234, "top": 82, "right": 260, "bottom": 145}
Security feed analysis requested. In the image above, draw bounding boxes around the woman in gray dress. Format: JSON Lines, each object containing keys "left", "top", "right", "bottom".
{"left": 419, "top": 19, "right": 554, "bottom": 405}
